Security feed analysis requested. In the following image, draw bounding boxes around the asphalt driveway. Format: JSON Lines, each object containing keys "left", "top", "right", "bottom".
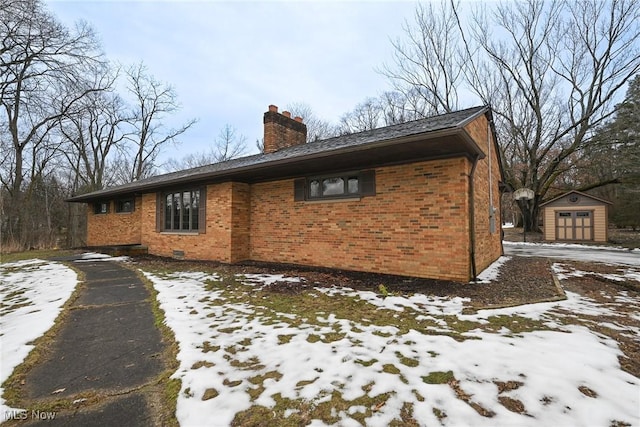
{"left": 503, "top": 241, "right": 640, "bottom": 266}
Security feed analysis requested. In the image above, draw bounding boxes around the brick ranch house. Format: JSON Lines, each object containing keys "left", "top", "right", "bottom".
{"left": 67, "top": 105, "right": 505, "bottom": 282}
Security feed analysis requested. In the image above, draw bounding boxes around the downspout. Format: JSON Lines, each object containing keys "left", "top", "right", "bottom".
{"left": 488, "top": 120, "right": 495, "bottom": 234}
{"left": 469, "top": 154, "right": 480, "bottom": 282}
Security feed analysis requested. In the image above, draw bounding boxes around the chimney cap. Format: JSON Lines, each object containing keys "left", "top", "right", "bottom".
{"left": 282, "top": 111, "right": 291, "bottom": 118}
{"left": 294, "top": 116, "right": 303, "bottom": 123}
{"left": 268, "top": 104, "right": 278, "bottom": 112}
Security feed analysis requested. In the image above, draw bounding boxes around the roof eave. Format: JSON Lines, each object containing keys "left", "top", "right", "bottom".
{"left": 67, "top": 126, "right": 484, "bottom": 203}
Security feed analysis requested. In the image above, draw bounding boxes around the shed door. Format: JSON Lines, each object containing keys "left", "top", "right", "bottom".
{"left": 556, "top": 212, "right": 573, "bottom": 240}
{"left": 574, "top": 211, "right": 593, "bottom": 240}
{"left": 555, "top": 211, "right": 593, "bottom": 241}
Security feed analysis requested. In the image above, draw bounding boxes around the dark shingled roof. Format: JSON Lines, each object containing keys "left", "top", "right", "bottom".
{"left": 68, "top": 105, "right": 490, "bottom": 202}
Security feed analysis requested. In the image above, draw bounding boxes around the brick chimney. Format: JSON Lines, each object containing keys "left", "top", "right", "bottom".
{"left": 263, "top": 105, "right": 307, "bottom": 154}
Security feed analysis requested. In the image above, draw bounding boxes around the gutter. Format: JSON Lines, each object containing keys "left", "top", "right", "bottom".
{"left": 468, "top": 154, "right": 480, "bottom": 281}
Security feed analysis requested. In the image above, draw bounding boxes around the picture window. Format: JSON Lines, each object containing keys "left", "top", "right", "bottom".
{"left": 294, "top": 170, "right": 375, "bottom": 201}
{"left": 163, "top": 189, "right": 201, "bottom": 231}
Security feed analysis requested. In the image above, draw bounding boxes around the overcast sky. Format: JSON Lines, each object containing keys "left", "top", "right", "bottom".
{"left": 46, "top": 0, "right": 421, "bottom": 159}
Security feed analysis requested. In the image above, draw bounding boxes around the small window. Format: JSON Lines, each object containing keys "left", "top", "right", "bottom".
{"left": 295, "top": 170, "right": 375, "bottom": 201}
{"left": 116, "top": 198, "right": 134, "bottom": 213}
{"left": 309, "top": 180, "right": 321, "bottom": 198}
{"left": 94, "top": 201, "right": 109, "bottom": 214}
{"left": 347, "top": 177, "right": 359, "bottom": 194}
{"left": 559, "top": 212, "right": 572, "bottom": 217}
{"left": 576, "top": 212, "right": 590, "bottom": 217}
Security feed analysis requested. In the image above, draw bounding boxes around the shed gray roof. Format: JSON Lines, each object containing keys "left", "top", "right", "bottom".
{"left": 68, "top": 105, "right": 490, "bottom": 202}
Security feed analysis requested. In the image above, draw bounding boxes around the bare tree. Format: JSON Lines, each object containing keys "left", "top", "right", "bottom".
{"left": 123, "top": 62, "right": 196, "bottom": 181}
{"left": 383, "top": 0, "right": 640, "bottom": 231}
{"left": 212, "top": 124, "right": 247, "bottom": 162}
{"left": 378, "top": 90, "right": 423, "bottom": 125}
{"left": 1, "top": 0, "right": 107, "bottom": 249}
{"left": 163, "top": 124, "right": 248, "bottom": 172}
{"left": 337, "top": 97, "right": 383, "bottom": 134}
{"left": 59, "top": 78, "right": 129, "bottom": 192}
{"left": 471, "top": 0, "right": 639, "bottom": 230}
{"left": 285, "top": 102, "right": 335, "bottom": 142}
{"left": 380, "top": 0, "right": 464, "bottom": 115}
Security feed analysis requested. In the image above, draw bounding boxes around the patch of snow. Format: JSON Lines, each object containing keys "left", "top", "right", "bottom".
{"left": 474, "top": 256, "right": 511, "bottom": 284}
{"left": 145, "top": 268, "right": 640, "bottom": 427}
{"left": 502, "top": 222, "right": 514, "bottom": 229}
{"left": 74, "top": 252, "right": 130, "bottom": 263}
{"left": 553, "top": 263, "right": 640, "bottom": 283}
{"left": 240, "top": 274, "right": 303, "bottom": 287}
{"left": 0, "top": 259, "right": 78, "bottom": 422}
{"left": 315, "top": 286, "right": 469, "bottom": 315}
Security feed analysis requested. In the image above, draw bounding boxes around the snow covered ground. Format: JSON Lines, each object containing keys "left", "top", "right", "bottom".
{"left": 0, "top": 259, "right": 78, "bottom": 421}
{"left": 144, "top": 261, "right": 640, "bottom": 427}
{"left": 2, "top": 253, "right": 638, "bottom": 426}
{"left": 504, "top": 241, "right": 640, "bottom": 266}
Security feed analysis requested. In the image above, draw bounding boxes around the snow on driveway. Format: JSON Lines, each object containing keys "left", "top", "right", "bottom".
{"left": 504, "top": 241, "right": 640, "bottom": 266}
{"left": 0, "top": 259, "right": 78, "bottom": 421}
{"left": 145, "top": 268, "right": 640, "bottom": 427}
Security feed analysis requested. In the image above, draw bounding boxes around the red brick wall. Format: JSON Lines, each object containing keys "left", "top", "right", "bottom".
{"left": 230, "top": 182, "right": 251, "bottom": 262}
{"left": 140, "top": 184, "right": 233, "bottom": 262}
{"left": 249, "top": 158, "right": 471, "bottom": 281}
{"left": 464, "top": 114, "right": 503, "bottom": 274}
{"left": 86, "top": 198, "right": 141, "bottom": 246}
{"left": 83, "top": 115, "right": 501, "bottom": 282}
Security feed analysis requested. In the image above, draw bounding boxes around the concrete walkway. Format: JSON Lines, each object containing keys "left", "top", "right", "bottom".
{"left": 20, "top": 258, "right": 168, "bottom": 426}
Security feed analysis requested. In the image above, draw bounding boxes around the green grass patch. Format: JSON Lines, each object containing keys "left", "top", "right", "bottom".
{"left": 422, "top": 370, "right": 455, "bottom": 384}
{"left": 295, "top": 377, "right": 318, "bottom": 388}
{"left": 278, "top": 334, "right": 294, "bottom": 344}
{"left": 199, "top": 341, "right": 220, "bottom": 353}
{"left": 395, "top": 351, "right": 420, "bottom": 367}
{"left": 191, "top": 360, "right": 215, "bottom": 369}
{"left": 229, "top": 356, "right": 265, "bottom": 370}
{"left": 320, "top": 331, "right": 346, "bottom": 343}
{"left": 136, "top": 268, "right": 182, "bottom": 427}
{"left": 234, "top": 389, "right": 395, "bottom": 426}
{"left": 389, "top": 402, "right": 419, "bottom": 426}
{"left": 0, "top": 249, "right": 77, "bottom": 263}
{"left": 382, "top": 364, "right": 401, "bottom": 375}
{"left": 433, "top": 406, "right": 447, "bottom": 421}
{"left": 355, "top": 358, "right": 378, "bottom": 367}
{"left": 223, "top": 378, "right": 243, "bottom": 387}
{"left": 202, "top": 388, "right": 219, "bottom": 400}
{"left": 219, "top": 326, "right": 242, "bottom": 334}
{"left": 484, "top": 315, "right": 552, "bottom": 334}
{"left": 238, "top": 337, "right": 252, "bottom": 346}
{"left": 306, "top": 334, "right": 321, "bottom": 343}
